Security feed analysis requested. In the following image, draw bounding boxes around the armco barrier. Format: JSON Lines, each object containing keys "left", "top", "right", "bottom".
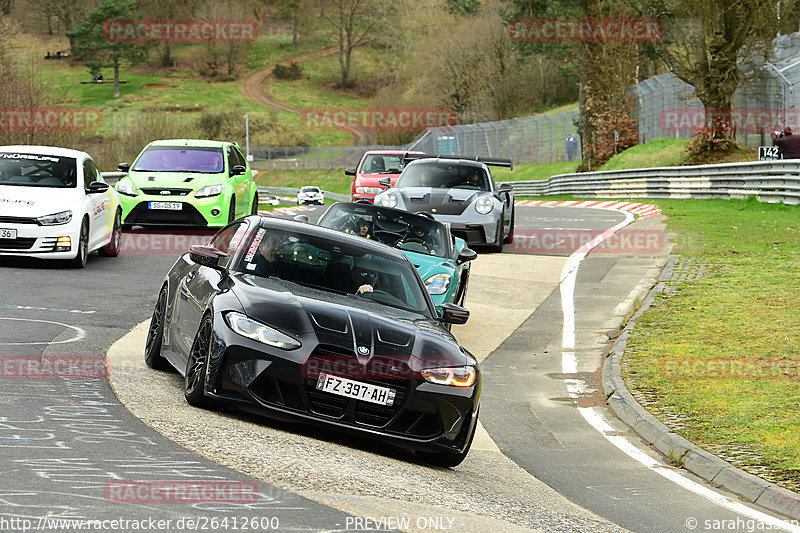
{"left": 503, "top": 160, "right": 800, "bottom": 205}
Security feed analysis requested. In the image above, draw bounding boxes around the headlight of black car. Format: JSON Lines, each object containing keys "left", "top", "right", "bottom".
{"left": 421, "top": 366, "right": 476, "bottom": 387}
{"left": 224, "top": 311, "right": 301, "bottom": 350}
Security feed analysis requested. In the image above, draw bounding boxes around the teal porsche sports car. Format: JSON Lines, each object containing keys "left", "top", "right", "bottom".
{"left": 316, "top": 202, "right": 476, "bottom": 309}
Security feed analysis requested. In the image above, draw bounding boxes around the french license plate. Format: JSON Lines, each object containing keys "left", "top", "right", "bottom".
{"left": 148, "top": 201, "right": 183, "bottom": 211}
{"left": 316, "top": 373, "right": 396, "bottom": 406}
{"left": 0, "top": 228, "right": 17, "bottom": 239}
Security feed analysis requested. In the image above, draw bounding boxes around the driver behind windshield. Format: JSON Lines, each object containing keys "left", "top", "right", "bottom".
{"left": 350, "top": 260, "right": 378, "bottom": 295}
{"left": 254, "top": 233, "right": 286, "bottom": 276}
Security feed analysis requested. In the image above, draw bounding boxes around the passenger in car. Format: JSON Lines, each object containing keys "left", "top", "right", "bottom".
{"left": 356, "top": 218, "right": 372, "bottom": 239}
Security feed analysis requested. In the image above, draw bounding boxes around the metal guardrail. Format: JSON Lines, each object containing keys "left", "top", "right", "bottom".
{"left": 258, "top": 186, "right": 349, "bottom": 203}
{"left": 502, "top": 160, "right": 800, "bottom": 205}
{"left": 100, "top": 173, "right": 350, "bottom": 203}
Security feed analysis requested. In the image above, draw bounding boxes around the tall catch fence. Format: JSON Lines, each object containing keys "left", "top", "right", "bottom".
{"left": 631, "top": 32, "right": 800, "bottom": 148}
{"left": 251, "top": 111, "right": 581, "bottom": 169}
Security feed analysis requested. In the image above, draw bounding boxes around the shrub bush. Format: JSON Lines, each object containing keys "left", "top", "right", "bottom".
{"left": 272, "top": 61, "right": 303, "bottom": 81}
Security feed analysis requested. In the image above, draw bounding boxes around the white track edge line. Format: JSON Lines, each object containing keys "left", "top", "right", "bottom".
{"left": 558, "top": 209, "right": 800, "bottom": 533}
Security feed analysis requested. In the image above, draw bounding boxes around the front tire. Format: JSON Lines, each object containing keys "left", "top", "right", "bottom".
{"left": 504, "top": 208, "right": 515, "bottom": 245}
{"left": 98, "top": 209, "right": 122, "bottom": 257}
{"left": 227, "top": 197, "right": 236, "bottom": 224}
{"left": 487, "top": 218, "right": 504, "bottom": 253}
{"left": 184, "top": 315, "right": 217, "bottom": 409}
{"left": 144, "top": 286, "right": 171, "bottom": 371}
{"left": 68, "top": 219, "right": 89, "bottom": 268}
{"left": 251, "top": 193, "right": 259, "bottom": 215}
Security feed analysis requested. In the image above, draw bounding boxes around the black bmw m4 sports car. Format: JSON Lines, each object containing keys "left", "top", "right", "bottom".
{"left": 144, "top": 215, "right": 480, "bottom": 466}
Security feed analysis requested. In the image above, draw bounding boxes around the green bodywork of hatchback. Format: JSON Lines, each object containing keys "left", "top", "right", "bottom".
{"left": 115, "top": 139, "right": 258, "bottom": 229}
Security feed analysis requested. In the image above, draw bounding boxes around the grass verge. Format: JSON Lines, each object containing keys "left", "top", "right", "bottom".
{"left": 622, "top": 197, "right": 800, "bottom": 491}
{"left": 253, "top": 168, "right": 350, "bottom": 195}
{"left": 599, "top": 139, "right": 689, "bottom": 170}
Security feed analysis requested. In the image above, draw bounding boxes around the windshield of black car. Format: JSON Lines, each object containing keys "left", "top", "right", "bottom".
{"left": 318, "top": 204, "right": 449, "bottom": 257}
{"left": 133, "top": 146, "right": 224, "bottom": 173}
{"left": 241, "top": 275, "right": 428, "bottom": 322}
{"left": 361, "top": 154, "right": 404, "bottom": 174}
{"left": 235, "top": 227, "right": 432, "bottom": 316}
{"left": 0, "top": 153, "right": 78, "bottom": 188}
{"left": 397, "top": 163, "right": 490, "bottom": 191}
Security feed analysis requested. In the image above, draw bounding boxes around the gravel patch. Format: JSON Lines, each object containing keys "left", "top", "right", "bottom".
{"left": 110, "top": 365, "right": 627, "bottom": 533}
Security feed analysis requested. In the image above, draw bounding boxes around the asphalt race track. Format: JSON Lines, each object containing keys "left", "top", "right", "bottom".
{"left": 0, "top": 204, "right": 796, "bottom": 533}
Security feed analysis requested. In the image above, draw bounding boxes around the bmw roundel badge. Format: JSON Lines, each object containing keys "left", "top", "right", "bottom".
{"left": 357, "top": 345, "right": 370, "bottom": 355}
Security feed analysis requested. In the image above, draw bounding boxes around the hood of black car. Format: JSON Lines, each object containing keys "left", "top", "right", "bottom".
{"left": 398, "top": 187, "right": 481, "bottom": 216}
{"left": 231, "top": 275, "right": 470, "bottom": 373}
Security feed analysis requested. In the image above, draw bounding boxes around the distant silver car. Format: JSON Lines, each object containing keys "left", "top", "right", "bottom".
{"left": 297, "top": 186, "right": 324, "bottom": 205}
{"left": 374, "top": 155, "right": 514, "bottom": 252}
{"left": 262, "top": 194, "right": 280, "bottom": 206}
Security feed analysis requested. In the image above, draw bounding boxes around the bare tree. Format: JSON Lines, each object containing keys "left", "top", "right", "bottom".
{"left": 651, "top": 0, "right": 793, "bottom": 138}
{"left": 137, "top": 0, "right": 196, "bottom": 67}
{"left": 523, "top": 54, "right": 563, "bottom": 108}
{"left": 405, "top": 14, "right": 524, "bottom": 123}
{"left": 0, "top": 20, "right": 81, "bottom": 146}
{"left": 317, "top": 0, "right": 383, "bottom": 88}
{"left": 369, "top": 0, "right": 450, "bottom": 86}
{"left": 196, "top": 0, "right": 254, "bottom": 79}
{"left": 271, "top": 0, "right": 315, "bottom": 49}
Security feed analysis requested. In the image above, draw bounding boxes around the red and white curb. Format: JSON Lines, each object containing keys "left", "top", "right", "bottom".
{"left": 515, "top": 199, "right": 662, "bottom": 220}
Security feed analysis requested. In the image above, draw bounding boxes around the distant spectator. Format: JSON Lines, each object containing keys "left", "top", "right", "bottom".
{"left": 45, "top": 51, "right": 52, "bottom": 60}
{"left": 565, "top": 134, "right": 578, "bottom": 161}
{"left": 771, "top": 127, "right": 800, "bottom": 158}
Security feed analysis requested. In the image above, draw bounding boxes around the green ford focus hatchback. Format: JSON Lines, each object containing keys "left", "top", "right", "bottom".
{"left": 115, "top": 139, "right": 258, "bottom": 229}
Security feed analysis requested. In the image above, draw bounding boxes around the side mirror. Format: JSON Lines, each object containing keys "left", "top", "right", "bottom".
{"left": 86, "top": 181, "right": 110, "bottom": 194}
{"left": 457, "top": 247, "right": 477, "bottom": 264}
{"left": 118, "top": 163, "right": 130, "bottom": 172}
{"left": 293, "top": 214, "right": 310, "bottom": 224}
{"left": 378, "top": 177, "right": 391, "bottom": 188}
{"left": 344, "top": 168, "right": 356, "bottom": 176}
{"left": 188, "top": 244, "right": 227, "bottom": 271}
{"left": 438, "top": 302, "right": 469, "bottom": 325}
{"left": 230, "top": 165, "right": 247, "bottom": 176}
{"left": 497, "top": 183, "right": 513, "bottom": 193}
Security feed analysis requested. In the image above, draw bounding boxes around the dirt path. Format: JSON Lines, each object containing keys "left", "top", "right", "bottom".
{"left": 241, "top": 47, "right": 375, "bottom": 146}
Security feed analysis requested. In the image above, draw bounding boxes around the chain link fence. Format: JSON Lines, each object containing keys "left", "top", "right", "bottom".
{"left": 253, "top": 33, "right": 800, "bottom": 169}
{"left": 405, "top": 112, "right": 581, "bottom": 165}
{"left": 251, "top": 111, "right": 581, "bottom": 169}
{"left": 631, "top": 33, "right": 800, "bottom": 148}
{"left": 250, "top": 145, "right": 405, "bottom": 170}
